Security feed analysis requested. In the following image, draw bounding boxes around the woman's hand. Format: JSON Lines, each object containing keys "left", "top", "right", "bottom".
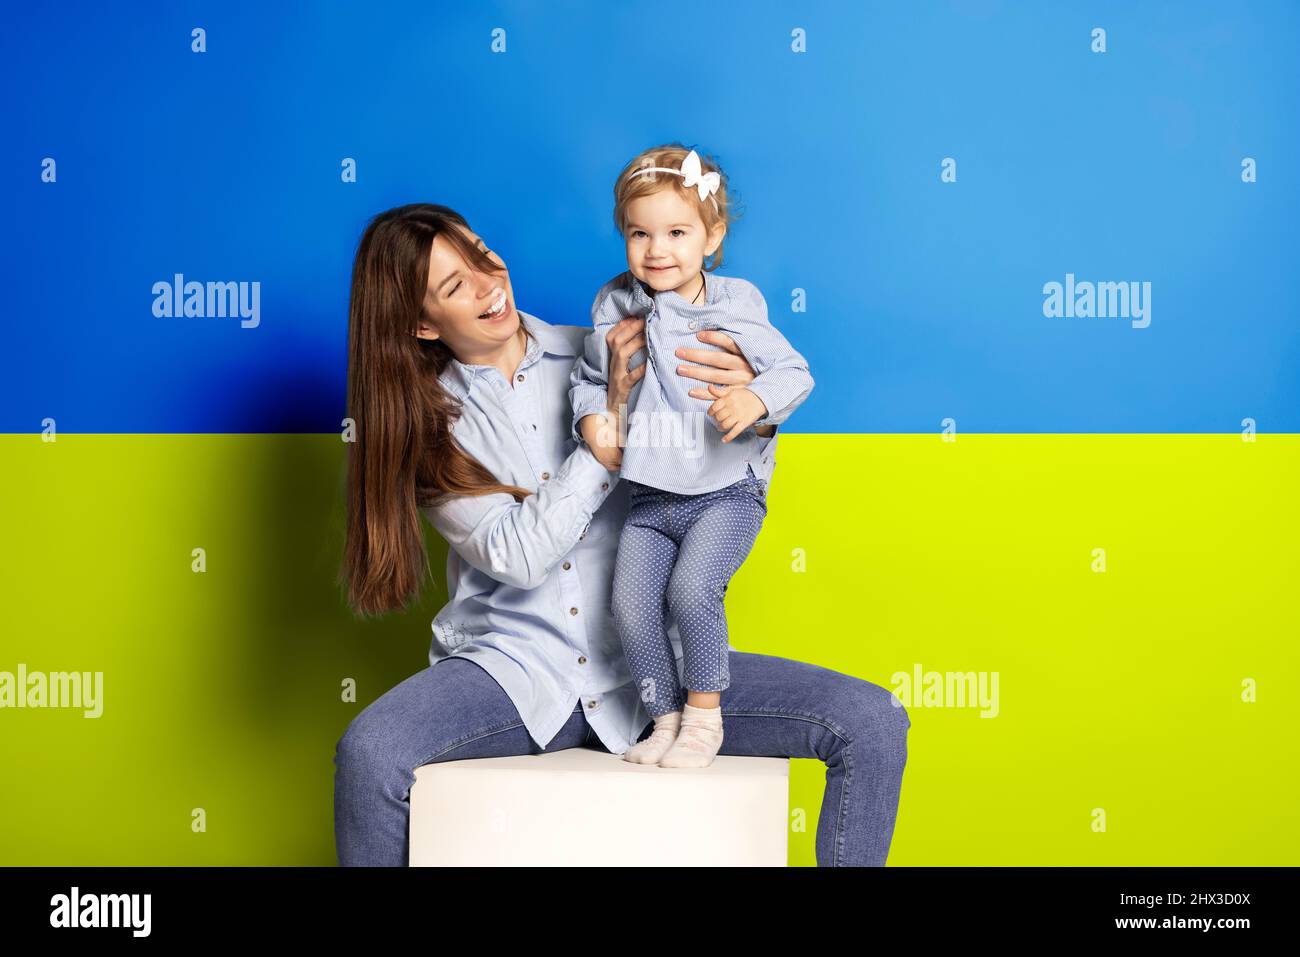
{"left": 675, "top": 330, "right": 776, "bottom": 437}
{"left": 605, "top": 318, "right": 647, "bottom": 427}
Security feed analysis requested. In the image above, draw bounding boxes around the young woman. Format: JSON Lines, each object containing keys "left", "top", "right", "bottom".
{"left": 333, "top": 202, "right": 911, "bottom": 866}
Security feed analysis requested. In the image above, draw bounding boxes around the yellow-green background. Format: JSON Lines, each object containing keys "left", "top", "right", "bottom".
{"left": 1, "top": 434, "right": 1295, "bottom": 865}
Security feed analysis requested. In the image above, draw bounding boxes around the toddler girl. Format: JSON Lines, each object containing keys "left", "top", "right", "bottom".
{"left": 569, "top": 143, "right": 814, "bottom": 768}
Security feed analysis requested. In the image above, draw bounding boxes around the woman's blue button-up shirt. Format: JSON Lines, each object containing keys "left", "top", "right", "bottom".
{"left": 420, "top": 310, "right": 773, "bottom": 753}
{"left": 569, "top": 270, "right": 814, "bottom": 495}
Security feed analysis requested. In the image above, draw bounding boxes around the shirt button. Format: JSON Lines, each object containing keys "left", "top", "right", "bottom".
{"left": 577, "top": 655, "right": 587, "bottom": 665}
{"left": 532, "top": 423, "right": 537, "bottom": 430}
{"left": 562, "top": 561, "right": 571, "bottom": 570}
{"left": 585, "top": 699, "right": 597, "bottom": 709}
{"left": 570, "top": 607, "right": 579, "bottom": 615}
{"left": 516, "top": 374, "right": 525, "bottom": 382}
{"left": 541, "top": 471, "right": 550, "bottom": 480}
{"left": 688, "top": 319, "right": 698, "bottom": 330}
{"left": 601, "top": 482, "right": 609, "bottom": 490}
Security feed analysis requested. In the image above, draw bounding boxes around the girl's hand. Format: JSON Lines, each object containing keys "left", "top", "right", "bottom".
{"left": 705, "top": 385, "right": 769, "bottom": 443}
{"left": 675, "top": 330, "right": 776, "bottom": 437}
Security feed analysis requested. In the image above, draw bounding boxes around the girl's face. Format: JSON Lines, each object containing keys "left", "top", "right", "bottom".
{"left": 623, "top": 188, "right": 725, "bottom": 296}
{"left": 415, "top": 226, "right": 519, "bottom": 358}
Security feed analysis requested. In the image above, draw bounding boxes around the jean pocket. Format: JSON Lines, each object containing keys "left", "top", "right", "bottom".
{"left": 738, "top": 475, "right": 768, "bottom": 508}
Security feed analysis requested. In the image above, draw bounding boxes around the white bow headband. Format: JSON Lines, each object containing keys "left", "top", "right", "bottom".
{"left": 627, "top": 149, "right": 721, "bottom": 210}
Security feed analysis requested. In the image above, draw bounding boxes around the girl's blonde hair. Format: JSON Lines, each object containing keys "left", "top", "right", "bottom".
{"left": 612, "top": 143, "right": 740, "bottom": 272}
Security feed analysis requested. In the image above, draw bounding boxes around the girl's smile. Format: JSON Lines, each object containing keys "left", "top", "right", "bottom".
{"left": 622, "top": 188, "right": 725, "bottom": 299}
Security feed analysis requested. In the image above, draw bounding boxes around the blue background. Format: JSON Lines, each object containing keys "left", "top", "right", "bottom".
{"left": 5, "top": 0, "right": 1297, "bottom": 433}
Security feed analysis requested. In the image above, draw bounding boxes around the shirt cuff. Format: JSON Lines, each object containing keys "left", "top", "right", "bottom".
{"left": 746, "top": 370, "right": 807, "bottom": 428}
{"left": 746, "top": 379, "right": 779, "bottom": 427}
{"left": 750, "top": 390, "right": 778, "bottom": 428}
{"left": 558, "top": 442, "right": 619, "bottom": 511}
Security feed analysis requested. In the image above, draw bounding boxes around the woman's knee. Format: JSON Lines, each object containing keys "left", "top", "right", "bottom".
{"left": 832, "top": 675, "right": 911, "bottom": 762}
{"left": 335, "top": 659, "right": 504, "bottom": 799}
{"left": 334, "top": 690, "right": 428, "bottom": 794}
{"left": 334, "top": 707, "right": 391, "bottom": 786}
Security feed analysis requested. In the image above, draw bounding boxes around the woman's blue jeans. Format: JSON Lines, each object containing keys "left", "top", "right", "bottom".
{"left": 334, "top": 652, "right": 911, "bottom": 866}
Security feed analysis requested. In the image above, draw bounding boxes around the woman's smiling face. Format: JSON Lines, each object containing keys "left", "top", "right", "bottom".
{"left": 623, "top": 188, "right": 725, "bottom": 295}
{"left": 416, "top": 225, "right": 520, "bottom": 357}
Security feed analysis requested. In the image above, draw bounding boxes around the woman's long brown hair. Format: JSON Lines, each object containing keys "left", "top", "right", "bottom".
{"left": 338, "top": 203, "right": 534, "bottom": 619}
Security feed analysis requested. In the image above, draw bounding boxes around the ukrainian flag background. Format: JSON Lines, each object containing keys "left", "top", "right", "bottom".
{"left": 3, "top": 1, "right": 1297, "bottom": 865}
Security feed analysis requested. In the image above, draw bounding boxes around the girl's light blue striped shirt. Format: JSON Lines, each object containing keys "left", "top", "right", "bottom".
{"left": 569, "top": 270, "right": 814, "bottom": 495}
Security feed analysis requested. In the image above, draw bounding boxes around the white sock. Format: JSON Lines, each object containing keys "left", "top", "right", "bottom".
{"left": 623, "top": 709, "right": 682, "bottom": 765}
{"left": 658, "top": 703, "right": 723, "bottom": 768}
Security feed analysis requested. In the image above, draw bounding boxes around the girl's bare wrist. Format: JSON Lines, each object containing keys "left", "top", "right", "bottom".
{"left": 602, "top": 402, "right": 625, "bottom": 446}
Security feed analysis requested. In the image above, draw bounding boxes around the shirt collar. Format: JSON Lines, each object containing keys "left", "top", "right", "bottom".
{"left": 438, "top": 309, "right": 577, "bottom": 401}
{"left": 628, "top": 270, "right": 719, "bottom": 309}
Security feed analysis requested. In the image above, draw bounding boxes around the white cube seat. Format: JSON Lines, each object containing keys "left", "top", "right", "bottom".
{"left": 410, "top": 747, "right": 789, "bottom": 866}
